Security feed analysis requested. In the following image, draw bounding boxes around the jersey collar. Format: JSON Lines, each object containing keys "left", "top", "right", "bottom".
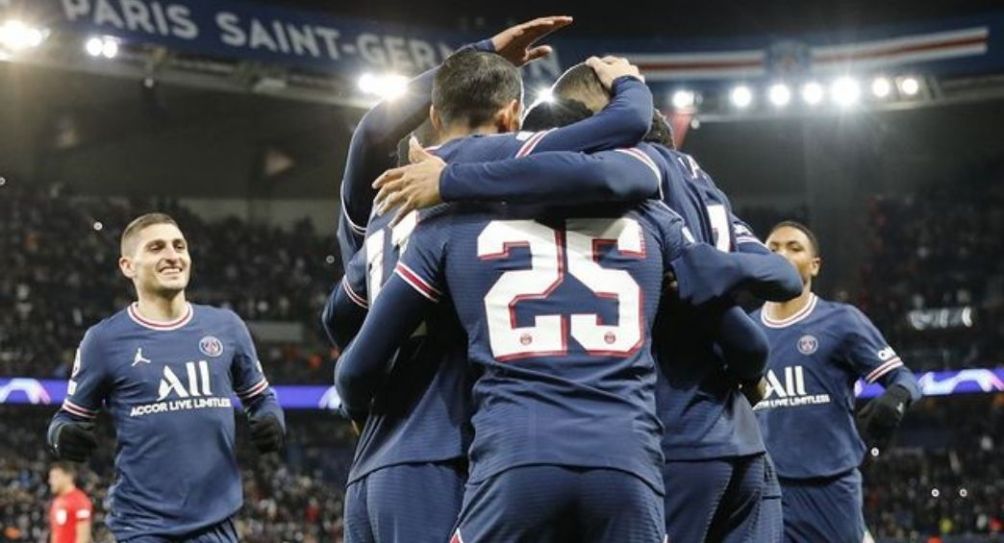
{"left": 761, "top": 294, "right": 818, "bottom": 329}
{"left": 127, "top": 302, "right": 194, "bottom": 331}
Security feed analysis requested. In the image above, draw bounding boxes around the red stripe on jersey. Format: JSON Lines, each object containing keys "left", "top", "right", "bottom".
{"left": 394, "top": 264, "right": 441, "bottom": 302}
{"left": 341, "top": 277, "right": 369, "bottom": 309}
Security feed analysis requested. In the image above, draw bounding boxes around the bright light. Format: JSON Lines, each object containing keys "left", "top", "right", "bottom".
{"left": 672, "top": 90, "right": 695, "bottom": 109}
{"left": 931, "top": 488, "right": 940, "bottom": 498}
{"left": 959, "top": 488, "right": 968, "bottom": 498}
{"left": 870, "top": 447, "right": 880, "bottom": 457}
{"left": 768, "top": 83, "right": 791, "bottom": 107}
{"left": 86, "top": 36, "right": 119, "bottom": 58}
{"left": 900, "top": 76, "right": 920, "bottom": 96}
{"left": 85, "top": 37, "right": 103, "bottom": 56}
{"left": 830, "top": 77, "right": 861, "bottom": 107}
{"left": 92, "top": 221, "right": 103, "bottom": 231}
{"left": 0, "top": 20, "right": 45, "bottom": 51}
{"left": 101, "top": 39, "right": 118, "bottom": 59}
{"left": 325, "top": 255, "right": 336, "bottom": 265}
{"left": 730, "top": 85, "right": 753, "bottom": 108}
{"left": 536, "top": 87, "right": 554, "bottom": 104}
{"left": 871, "top": 77, "right": 892, "bottom": 98}
{"left": 801, "top": 82, "right": 824, "bottom": 105}
{"left": 358, "top": 73, "right": 408, "bottom": 100}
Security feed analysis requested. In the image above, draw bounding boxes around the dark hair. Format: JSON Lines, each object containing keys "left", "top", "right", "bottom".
{"left": 121, "top": 212, "right": 179, "bottom": 255}
{"left": 644, "top": 110, "right": 675, "bottom": 149}
{"left": 552, "top": 63, "right": 609, "bottom": 109}
{"left": 522, "top": 98, "right": 594, "bottom": 131}
{"left": 770, "top": 220, "right": 821, "bottom": 257}
{"left": 432, "top": 51, "right": 522, "bottom": 129}
{"left": 50, "top": 461, "right": 77, "bottom": 477}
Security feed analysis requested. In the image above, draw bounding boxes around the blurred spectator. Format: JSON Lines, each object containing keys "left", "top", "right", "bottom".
{"left": 0, "top": 185, "right": 340, "bottom": 383}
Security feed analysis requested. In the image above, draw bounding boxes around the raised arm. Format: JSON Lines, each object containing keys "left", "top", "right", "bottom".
{"left": 337, "top": 16, "right": 572, "bottom": 262}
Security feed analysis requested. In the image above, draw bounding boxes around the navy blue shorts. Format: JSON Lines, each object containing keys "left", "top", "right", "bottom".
{"left": 344, "top": 461, "right": 466, "bottom": 543}
{"left": 663, "top": 453, "right": 764, "bottom": 543}
{"left": 754, "top": 454, "right": 784, "bottom": 543}
{"left": 780, "top": 469, "right": 864, "bottom": 543}
{"left": 453, "top": 465, "right": 663, "bottom": 543}
{"left": 120, "top": 518, "right": 237, "bottom": 543}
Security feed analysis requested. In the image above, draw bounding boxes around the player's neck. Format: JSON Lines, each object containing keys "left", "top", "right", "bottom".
{"left": 135, "top": 292, "right": 188, "bottom": 322}
{"left": 765, "top": 285, "right": 814, "bottom": 321}
{"left": 58, "top": 484, "right": 76, "bottom": 497}
{"left": 439, "top": 124, "right": 499, "bottom": 143}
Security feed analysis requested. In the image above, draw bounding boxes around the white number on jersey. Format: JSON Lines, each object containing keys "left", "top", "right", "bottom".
{"left": 706, "top": 204, "right": 731, "bottom": 252}
{"left": 478, "top": 219, "right": 645, "bottom": 360}
{"left": 364, "top": 211, "right": 419, "bottom": 301}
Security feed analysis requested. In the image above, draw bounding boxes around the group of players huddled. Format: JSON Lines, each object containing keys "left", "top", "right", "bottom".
{"left": 44, "top": 16, "right": 921, "bottom": 543}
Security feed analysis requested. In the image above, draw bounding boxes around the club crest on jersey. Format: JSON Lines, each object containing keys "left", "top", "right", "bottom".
{"left": 797, "top": 334, "right": 818, "bottom": 355}
{"left": 199, "top": 336, "right": 224, "bottom": 358}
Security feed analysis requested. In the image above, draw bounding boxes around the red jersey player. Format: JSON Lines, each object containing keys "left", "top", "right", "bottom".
{"left": 48, "top": 463, "right": 92, "bottom": 543}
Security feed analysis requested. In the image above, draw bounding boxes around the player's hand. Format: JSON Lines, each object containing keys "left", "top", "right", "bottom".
{"left": 53, "top": 422, "right": 97, "bottom": 462}
{"left": 585, "top": 56, "right": 643, "bottom": 89}
{"left": 857, "top": 384, "right": 911, "bottom": 450}
{"left": 663, "top": 269, "right": 679, "bottom": 297}
{"left": 740, "top": 377, "right": 768, "bottom": 406}
{"left": 249, "top": 414, "right": 285, "bottom": 454}
{"left": 490, "top": 16, "right": 572, "bottom": 66}
{"left": 373, "top": 137, "right": 447, "bottom": 225}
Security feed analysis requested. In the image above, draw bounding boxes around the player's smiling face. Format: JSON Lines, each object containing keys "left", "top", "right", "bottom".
{"left": 120, "top": 223, "right": 192, "bottom": 296}
{"left": 766, "top": 226, "right": 820, "bottom": 286}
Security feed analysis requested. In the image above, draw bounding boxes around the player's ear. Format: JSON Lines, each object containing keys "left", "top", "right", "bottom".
{"left": 810, "top": 256, "right": 821, "bottom": 278}
{"left": 429, "top": 105, "right": 444, "bottom": 134}
{"left": 119, "top": 255, "right": 136, "bottom": 279}
{"left": 496, "top": 99, "right": 522, "bottom": 132}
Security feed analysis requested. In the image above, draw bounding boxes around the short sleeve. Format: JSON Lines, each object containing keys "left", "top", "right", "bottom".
{"left": 61, "top": 329, "right": 107, "bottom": 420}
{"left": 73, "top": 494, "right": 93, "bottom": 521}
{"left": 840, "top": 306, "right": 904, "bottom": 383}
{"left": 228, "top": 312, "right": 271, "bottom": 402}
{"left": 393, "top": 214, "right": 450, "bottom": 303}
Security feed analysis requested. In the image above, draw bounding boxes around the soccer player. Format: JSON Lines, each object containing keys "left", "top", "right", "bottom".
{"left": 753, "top": 221, "right": 921, "bottom": 543}
{"left": 48, "top": 462, "right": 92, "bottom": 543}
{"left": 380, "top": 69, "right": 802, "bottom": 541}
{"left": 336, "top": 51, "right": 796, "bottom": 542}
{"left": 336, "top": 16, "right": 572, "bottom": 266}
{"left": 326, "top": 52, "right": 676, "bottom": 542}
{"left": 46, "top": 213, "right": 285, "bottom": 543}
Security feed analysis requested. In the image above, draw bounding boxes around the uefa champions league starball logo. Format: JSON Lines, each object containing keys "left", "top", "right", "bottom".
{"left": 199, "top": 336, "right": 224, "bottom": 358}
{"left": 797, "top": 334, "right": 818, "bottom": 355}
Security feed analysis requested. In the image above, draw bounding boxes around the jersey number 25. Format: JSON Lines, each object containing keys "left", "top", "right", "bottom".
{"left": 478, "top": 218, "right": 644, "bottom": 361}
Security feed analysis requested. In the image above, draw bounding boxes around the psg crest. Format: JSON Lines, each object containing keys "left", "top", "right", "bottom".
{"left": 199, "top": 336, "right": 224, "bottom": 358}
{"left": 797, "top": 334, "right": 819, "bottom": 355}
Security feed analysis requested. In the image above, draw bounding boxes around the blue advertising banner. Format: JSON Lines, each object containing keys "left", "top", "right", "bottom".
{"left": 14, "top": 1, "right": 1004, "bottom": 88}
{"left": 2, "top": 369, "right": 1002, "bottom": 410}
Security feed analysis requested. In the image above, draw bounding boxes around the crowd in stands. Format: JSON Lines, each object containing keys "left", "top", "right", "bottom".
{"left": 0, "top": 184, "right": 340, "bottom": 383}
{"left": 861, "top": 173, "right": 1004, "bottom": 371}
{"left": 0, "top": 407, "right": 354, "bottom": 542}
{"left": 1, "top": 397, "right": 1001, "bottom": 542}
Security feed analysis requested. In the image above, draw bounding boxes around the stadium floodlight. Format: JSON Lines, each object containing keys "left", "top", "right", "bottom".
{"left": 871, "top": 77, "right": 892, "bottom": 98}
{"left": 830, "top": 76, "right": 860, "bottom": 107}
{"left": 85, "top": 37, "right": 103, "bottom": 57}
{"left": 536, "top": 87, "right": 554, "bottom": 104}
{"left": 899, "top": 76, "right": 920, "bottom": 96}
{"left": 0, "top": 20, "right": 44, "bottom": 51}
{"left": 101, "top": 38, "right": 118, "bottom": 59}
{"left": 358, "top": 73, "right": 408, "bottom": 100}
{"left": 801, "top": 81, "right": 824, "bottom": 105}
{"left": 86, "top": 36, "right": 118, "bottom": 58}
{"left": 767, "top": 83, "right": 791, "bottom": 107}
{"left": 730, "top": 85, "right": 753, "bottom": 108}
{"left": 672, "top": 90, "right": 695, "bottom": 109}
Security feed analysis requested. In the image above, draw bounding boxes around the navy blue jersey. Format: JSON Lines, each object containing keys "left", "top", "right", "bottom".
{"left": 336, "top": 39, "right": 494, "bottom": 265}
{"left": 394, "top": 200, "right": 694, "bottom": 493}
{"left": 438, "top": 141, "right": 799, "bottom": 461}
{"left": 752, "top": 295, "right": 921, "bottom": 479}
{"left": 48, "top": 304, "right": 282, "bottom": 540}
{"left": 337, "top": 207, "right": 475, "bottom": 485}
